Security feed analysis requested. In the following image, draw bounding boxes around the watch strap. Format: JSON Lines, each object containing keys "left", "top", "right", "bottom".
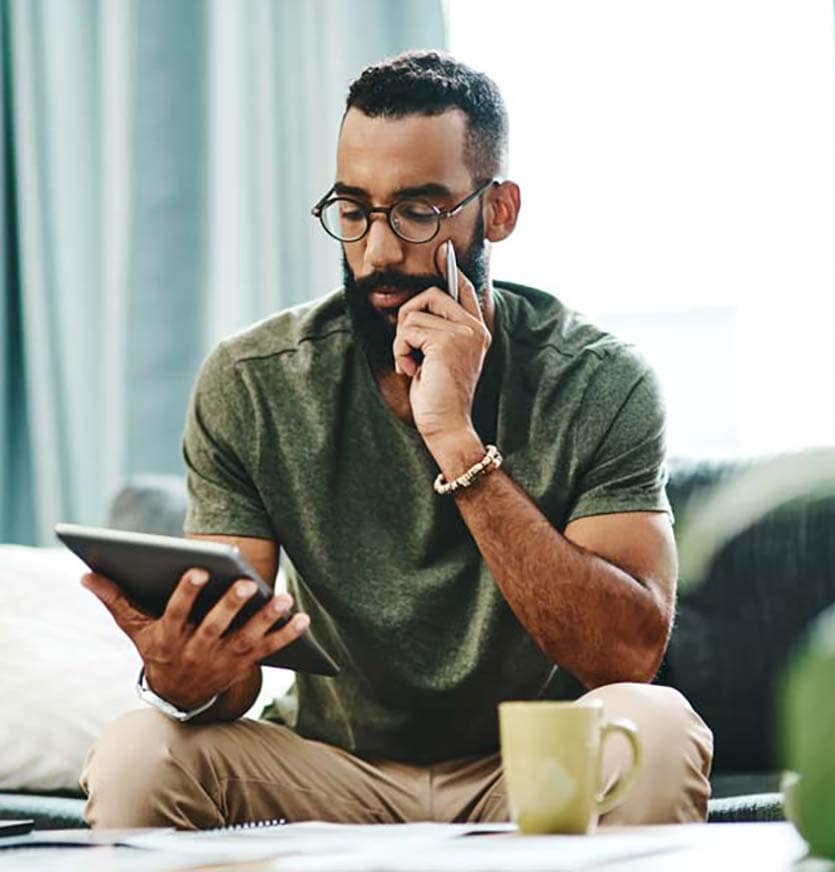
{"left": 136, "top": 666, "right": 219, "bottom": 723}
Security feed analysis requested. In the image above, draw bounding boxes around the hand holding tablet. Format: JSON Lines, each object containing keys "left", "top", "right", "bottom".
{"left": 55, "top": 524, "right": 338, "bottom": 687}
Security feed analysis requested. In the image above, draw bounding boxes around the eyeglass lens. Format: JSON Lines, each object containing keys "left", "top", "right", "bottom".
{"left": 320, "top": 199, "right": 440, "bottom": 243}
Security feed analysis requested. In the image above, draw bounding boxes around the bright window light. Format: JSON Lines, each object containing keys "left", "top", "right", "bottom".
{"left": 450, "top": 1, "right": 835, "bottom": 458}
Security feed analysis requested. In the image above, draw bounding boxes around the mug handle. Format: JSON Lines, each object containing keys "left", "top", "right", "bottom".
{"left": 595, "top": 717, "right": 643, "bottom": 816}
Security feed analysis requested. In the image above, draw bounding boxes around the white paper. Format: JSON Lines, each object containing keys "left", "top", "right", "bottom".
{"left": 280, "top": 829, "right": 688, "bottom": 872}
{"left": 122, "top": 821, "right": 686, "bottom": 870}
{"left": 123, "top": 822, "right": 508, "bottom": 860}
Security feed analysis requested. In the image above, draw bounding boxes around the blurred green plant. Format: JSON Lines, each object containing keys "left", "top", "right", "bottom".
{"left": 779, "top": 605, "right": 835, "bottom": 859}
{"left": 676, "top": 446, "right": 835, "bottom": 859}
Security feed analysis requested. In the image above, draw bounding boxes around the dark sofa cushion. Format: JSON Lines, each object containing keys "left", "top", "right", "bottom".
{"left": 660, "top": 458, "right": 835, "bottom": 773}
{"left": 0, "top": 792, "right": 87, "bottom": 830}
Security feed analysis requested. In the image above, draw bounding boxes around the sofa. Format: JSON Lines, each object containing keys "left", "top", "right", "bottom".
{"left": 2, "top": 454, "right": 833, "bottom": 828}
{"left": 660, "top": 456, "right": 835, "bottom": 820}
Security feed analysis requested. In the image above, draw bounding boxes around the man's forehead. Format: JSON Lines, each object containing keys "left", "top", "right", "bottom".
{"left": 336, "top": 108, "right": 471, "bottom": 196}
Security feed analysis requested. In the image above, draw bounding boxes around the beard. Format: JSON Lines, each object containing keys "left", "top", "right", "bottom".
{"left": 342, "top": 213, "right": 489, "bottom": 372}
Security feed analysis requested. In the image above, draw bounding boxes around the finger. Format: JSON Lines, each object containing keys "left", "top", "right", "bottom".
{"left": 400, "top": 283, "right": 483, "bottom": 337}
{"left": 255, "top": 612, "right": 311, "bottom": 662}
{"left": 162, "top": 568, "right": 210, "bottom": 628}
{"left": 400, "top": 310, "right": 449, "bottom": 330}
{"left": 392, "top": 311, "right": 458, "bottom": 375}
{"left": 394, "top": 317, "right": 470, "bottom": 359}
{"left": 394, "top": 319, "right": 473, "bottom": 377}
{"left": 227, "top": 591, "right": 295, "bottom": 655}
{"left": 455, "top": 266, "right": 482, "bottom": 322}
{"left": 393, "top": 322, "right": 433, "bottom": 377}
{"left": 81, "top": 572, "right": 150, "bottom": 640}
{"left": 193, "top": 578, "right": 259, "bottom": 643}
{"left": 397, "top": 286, "right": 461, "bottom": 325}
{"left": 251, "top": 591, "right": 294, "bottom": 635}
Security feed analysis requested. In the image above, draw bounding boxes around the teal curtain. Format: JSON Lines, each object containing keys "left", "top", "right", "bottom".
{"left": 0, "top": 0, "right": 447, "bottom": 544}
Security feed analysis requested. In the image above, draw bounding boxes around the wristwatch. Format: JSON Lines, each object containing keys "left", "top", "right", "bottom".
{"left": 135, "top": 667, "right": 219, "bottom": 723}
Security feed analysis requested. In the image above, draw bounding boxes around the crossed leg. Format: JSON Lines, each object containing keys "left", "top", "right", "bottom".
{"left": 81, "top": 683, "right": 712, "bottom": 829}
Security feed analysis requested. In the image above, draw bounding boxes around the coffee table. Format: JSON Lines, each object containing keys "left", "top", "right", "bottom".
{"left": 0, "top": 822, "right": 827, "bottom": 871}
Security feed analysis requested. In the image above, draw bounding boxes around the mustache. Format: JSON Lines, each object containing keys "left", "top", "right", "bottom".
{"left": 348, "top": 269, "right": 447, "bottom": 298}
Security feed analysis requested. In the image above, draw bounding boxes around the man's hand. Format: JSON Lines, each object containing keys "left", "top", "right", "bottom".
{"left": 392, "top": 243, "right": 491, "bottom": 450}
{"left": 82, "top": 569, "right": 309, "bottom": 711}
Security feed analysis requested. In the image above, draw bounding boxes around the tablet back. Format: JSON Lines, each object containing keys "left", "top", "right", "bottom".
{"left": 54, "top": 524, "right": 339, "bottom": 676}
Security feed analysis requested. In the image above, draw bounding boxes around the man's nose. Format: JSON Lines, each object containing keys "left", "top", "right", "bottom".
{"left": 363, "top": 214, "right": 405, "bottom": 272}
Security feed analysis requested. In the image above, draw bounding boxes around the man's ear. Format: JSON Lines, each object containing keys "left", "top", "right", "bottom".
{"left": 483, "top": 181, "right": 521, "bottom": 243}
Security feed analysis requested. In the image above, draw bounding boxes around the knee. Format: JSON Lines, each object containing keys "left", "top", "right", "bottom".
{"left": 585, "top": 682, "right": 713, "bottom": 770}
{"left": 583, "top": 682, "right": 714, "bottom": 823}
{"left": 80, "top": 709, "right": 218, "bottom": 829}
{"left": 638, "top": 684, "right": 714, "bottom": 775}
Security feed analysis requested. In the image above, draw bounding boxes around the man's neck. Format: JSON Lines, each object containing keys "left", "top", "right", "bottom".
{"left": 374, "top": 370, "right": 415, "bottom": 424}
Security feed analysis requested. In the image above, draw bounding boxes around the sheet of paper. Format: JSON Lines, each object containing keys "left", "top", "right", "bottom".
{"left": 277, "top": 830, "right": 690, "bottom": 872}
{"left": 123, "top": 821, "right": 510, "bottom": 861}
{"left": 122, "top": 821, "right": 688, "bottom": 870}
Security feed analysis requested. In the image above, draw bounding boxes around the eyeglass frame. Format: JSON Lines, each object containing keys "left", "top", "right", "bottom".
{"left": 310, "top": 177, "right": 501, "bottom": 244}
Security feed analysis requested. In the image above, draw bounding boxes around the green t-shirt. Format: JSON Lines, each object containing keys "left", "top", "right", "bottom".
{"left": 183, "top": 281, "right": 671, "bottom": 763}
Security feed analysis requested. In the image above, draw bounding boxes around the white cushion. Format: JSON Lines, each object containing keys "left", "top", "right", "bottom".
{"left": 0, "top": 545, "right": 292, "bottom": 794}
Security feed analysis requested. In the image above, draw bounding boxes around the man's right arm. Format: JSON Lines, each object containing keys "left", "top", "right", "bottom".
{"left": 90, "top": 339, "right": 297, "bottom": 723}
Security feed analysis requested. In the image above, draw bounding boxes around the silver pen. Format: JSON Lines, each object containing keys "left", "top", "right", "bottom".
{"left": 445, "top": 242, "right": 459, "bottom": 304}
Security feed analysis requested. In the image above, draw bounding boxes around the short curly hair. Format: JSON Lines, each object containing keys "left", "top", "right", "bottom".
{"left": 345, "top": 50, "right": 508, "bottom": 180}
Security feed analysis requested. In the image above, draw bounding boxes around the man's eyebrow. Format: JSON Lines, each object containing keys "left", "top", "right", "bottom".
{"left": 332, "top": 182, "right": 369, "bottom": 198}
{"left": 332, "top": 181, "right": 454, "bottom": 200}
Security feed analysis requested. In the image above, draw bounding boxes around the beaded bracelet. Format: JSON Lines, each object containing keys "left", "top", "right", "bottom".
{"left": 433, "top": 444, "right": 503, "bottom": 495}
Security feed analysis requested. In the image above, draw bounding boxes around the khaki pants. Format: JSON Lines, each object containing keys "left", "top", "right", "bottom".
{"left": 80, "top": 683, "right": 712, "bottom": 829}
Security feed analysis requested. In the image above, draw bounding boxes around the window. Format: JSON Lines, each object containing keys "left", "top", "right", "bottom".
{"left": 450, "top": 1, "right": 835, "bottom": 457}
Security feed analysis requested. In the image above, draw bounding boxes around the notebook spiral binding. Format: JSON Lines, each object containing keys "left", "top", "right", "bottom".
{"left": 211, "top": 818, "right": 286, "bottom": 832}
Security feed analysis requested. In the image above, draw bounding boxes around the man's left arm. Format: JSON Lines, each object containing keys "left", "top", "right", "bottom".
{"left": 394, "top": 258, "right": 676, "bottom": 690}
{"left": 429, "top": 429, "right": 676, "bottom": 689}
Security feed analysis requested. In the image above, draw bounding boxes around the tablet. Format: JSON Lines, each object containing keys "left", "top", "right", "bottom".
{"left": 54, "top": 523, "right": 338, "bottom": 676}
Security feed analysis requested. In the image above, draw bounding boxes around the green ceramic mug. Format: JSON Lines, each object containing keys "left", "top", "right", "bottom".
{"left": 499, "top": 699, "right": 642, "bottom": 834}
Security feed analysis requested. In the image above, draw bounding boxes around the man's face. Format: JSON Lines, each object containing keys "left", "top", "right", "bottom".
{"left": 336, "top": 108, "right": 489, "bottom": 370}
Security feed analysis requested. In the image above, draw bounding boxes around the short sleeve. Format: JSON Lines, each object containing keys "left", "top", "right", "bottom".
{"left": 567, "top": 349, "right": 673, "bottom": 524}
{"left": 181, "top": 342, "right": 276, "bottom": 539}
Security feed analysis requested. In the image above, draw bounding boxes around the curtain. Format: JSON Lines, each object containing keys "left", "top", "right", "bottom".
{"left": 0, "top": 0, "right": 447, "bottom": 544}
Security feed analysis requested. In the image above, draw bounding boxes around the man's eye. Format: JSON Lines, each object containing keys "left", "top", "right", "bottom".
{"left": 339, "top": 205, "right": 365, "bottom": 221}
{"left": 398, "top": 203, "right": 436, "bottom": 222}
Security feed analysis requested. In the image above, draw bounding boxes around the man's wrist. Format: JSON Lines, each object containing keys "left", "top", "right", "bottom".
{"left": 137, "top": 667, "right": 219, "bottom": 722}
{"left": 424, "top": 427, "right": 487, "bottom": 483}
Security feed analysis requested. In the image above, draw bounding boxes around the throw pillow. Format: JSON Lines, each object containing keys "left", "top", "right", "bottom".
{"left": 0, "top": 545, "right": 292, "bottom": 794}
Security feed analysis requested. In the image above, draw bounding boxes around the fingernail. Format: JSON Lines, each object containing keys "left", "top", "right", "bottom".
{"left": 236, "top": 580, "right": 257, "bottom": 598}
{"left": 292, "top": 614, "right": 310, "bottom": 632}
{"left": 190, "top": 570, "right": 209, "bottom": 586}
{"left": 271, "top": 593, "right": 292, "bottom": 613}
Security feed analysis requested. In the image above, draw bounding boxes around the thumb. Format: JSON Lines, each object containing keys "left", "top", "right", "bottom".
{"left": 81, "top": 572, "right": 151, "bottom": 639}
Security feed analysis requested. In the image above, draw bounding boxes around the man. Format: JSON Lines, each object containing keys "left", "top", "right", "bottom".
{"left": 81, "top": 51, "right": 712, "bottom": 828}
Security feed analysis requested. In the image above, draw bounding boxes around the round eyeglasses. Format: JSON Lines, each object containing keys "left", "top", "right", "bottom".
{"left": 311, "top": 178, "right": 499, "bottom": 244}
